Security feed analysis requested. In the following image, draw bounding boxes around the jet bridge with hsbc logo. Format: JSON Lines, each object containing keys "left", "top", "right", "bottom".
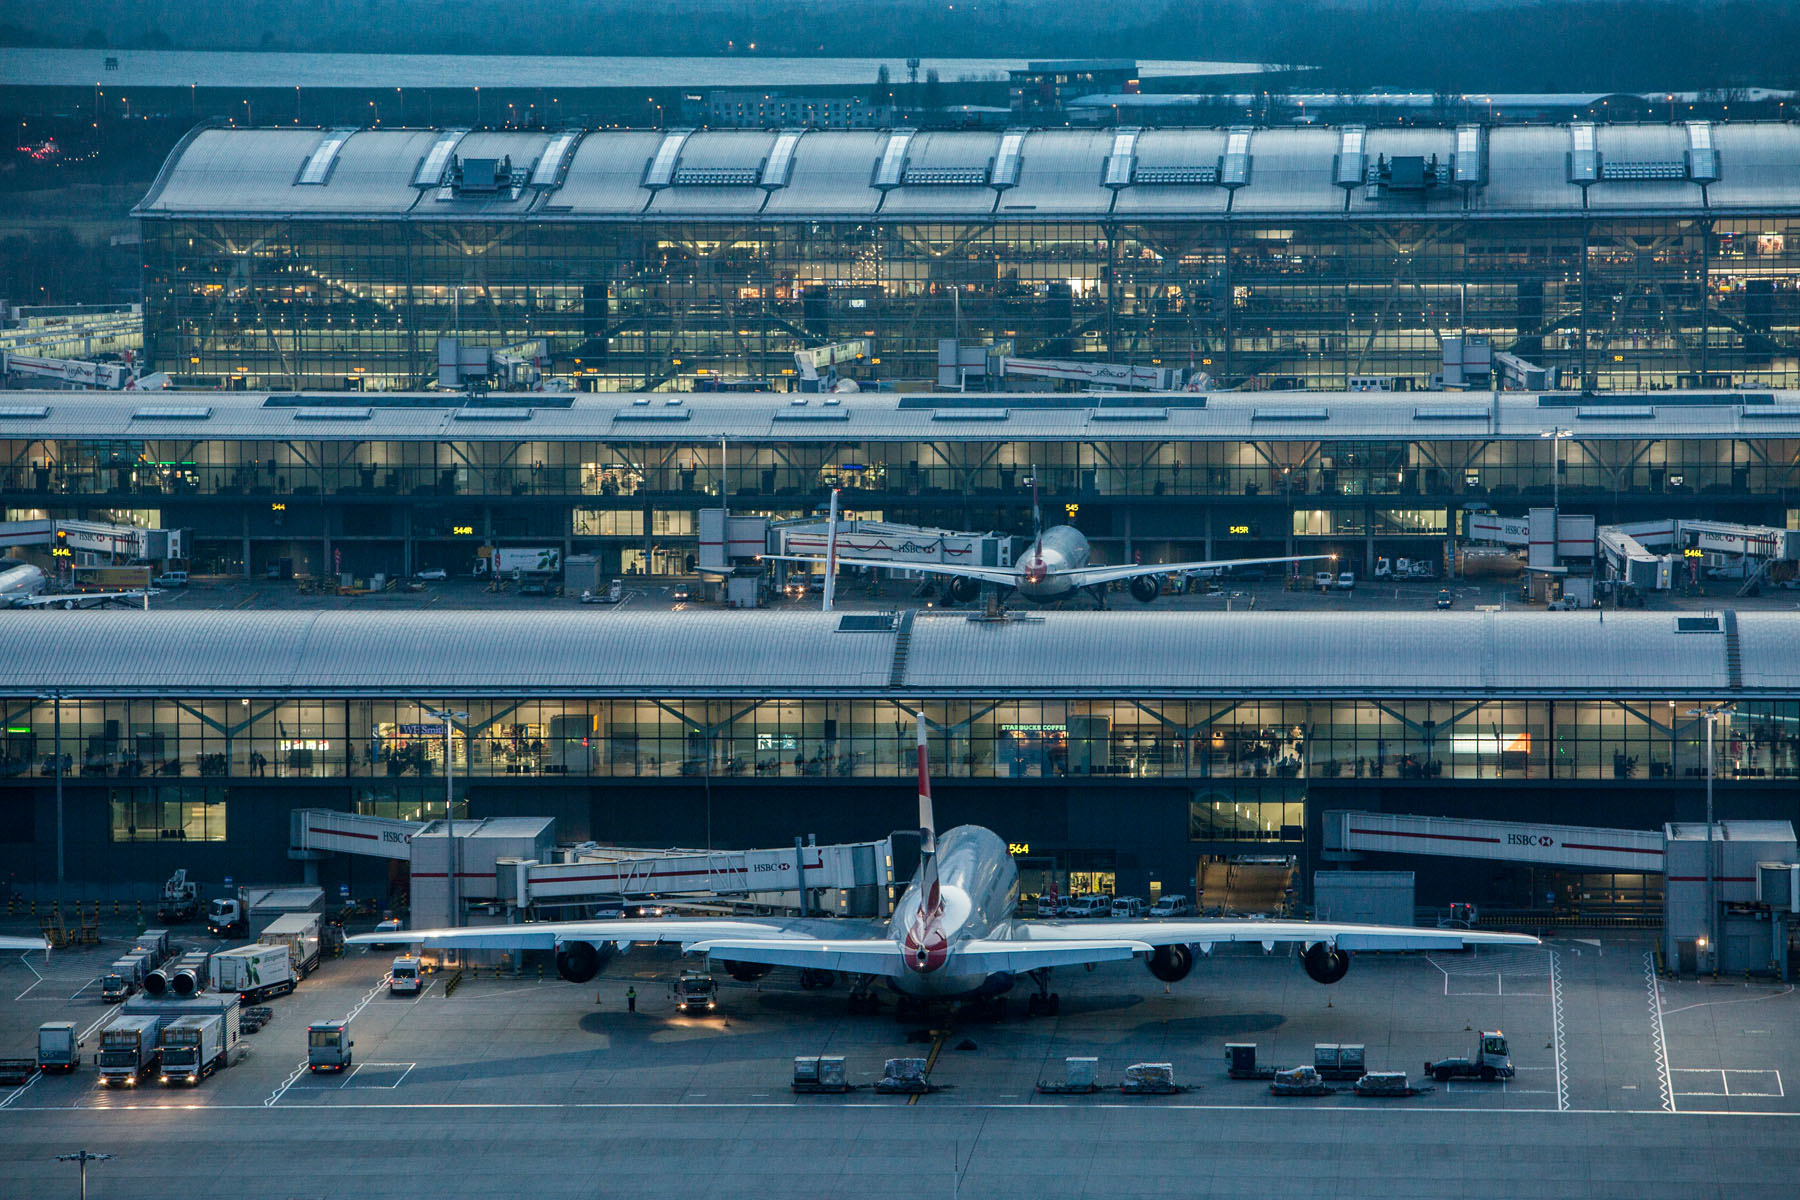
{"left": 290, "top": 809, "right": 892, "bottom": 927}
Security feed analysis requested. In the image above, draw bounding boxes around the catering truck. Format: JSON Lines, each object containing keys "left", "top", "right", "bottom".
{"left": 206, "top": 885, "right": 322, "bottom": 939}
{"left": 212, "top": 943, "right": 297, "bottom": 1003}
{"left": 258, "top": 912, "right": 322, "bottom": 976}
{"left": 158, "top": 1015, "right": 227, "bottom": 1086}
{"left": 98, "top": 1014, "right": 168, "bottom": 1086}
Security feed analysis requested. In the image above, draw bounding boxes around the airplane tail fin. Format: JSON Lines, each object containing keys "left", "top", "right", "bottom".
{"left": 1029, "top": 464, "right": 1044, "bottom": 560}
{"left": 914, "top": 712, "right": 936, "bottom": 856}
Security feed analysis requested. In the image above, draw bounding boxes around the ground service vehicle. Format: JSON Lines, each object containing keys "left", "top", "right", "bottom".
{"left": 157, "top": 870, "right": 199, "bottom": 923}
{"left": 36, "top": 1022, "right": 78, "bottom": 1073}
{"left": 672, "top": 970, "right": 718, "bottom": 1014}
{"left": 1425, "top": 1031, "right": 1515, "bottom": 1082}
{"left": 259, "top": 912, "right": 322, "bottom": 975}
{"left": 1313, "top": 571, "right": 1335, "bottom": 591}
{"left": 207, "top": 885, "right": 323, "bottom": 939}
{"left": 101, "top": 957, "right": 145, "bottom": 1003}
{"left": 1109, "top": 896, "right": 1146, "bottom": 918}
{"left": 1436, "top": 589, "right": 1455, "bottom": 609}
{"left": 98, "top": 1014, "right": 167, "bottom": 1086}
{"left": 308, "top": 1021, "right": 353, "bottom": 1072}
{"left": 1336, "top": 571, "right": 1357, "bottom": 590}
{"left": 212, "top": 943, "right": 297, "bottom": 1003}
{"left": 158, "top": 1015, "right": 227, "bottom": 1085}
{"left": 389, "top": 955, "right": 422, "bottom": 996}
{"left": 1148, "top": 896, "right": 1194, "bottom": 918}
{"left": 151, "top": 570, "right": 188, "bottom": 588}
{"left": 1059, "top": 896, "right": 1112, "bottom": 919}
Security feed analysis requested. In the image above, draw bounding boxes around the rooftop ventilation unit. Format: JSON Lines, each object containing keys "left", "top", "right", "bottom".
{"left": 641, "top": 130, "right": 695, "bottom": 190}
{"left": 529, "top": 130, "right": 582, "bottom": 188}
{"left": 902, "top": 165, "right": 990, "bottom": 186}
{"left": 760, "top": 130, "right": 804, "bottom": 190}
{"left": 871, "top": 129, "right": 916, "bottom": 189}
{"left": 1567, "top": 122, "right": 1598, "bottom": 185}
{"left": 1685, "top": 121, "right": 1720, "bottom": 184}
{"left": 1334, "top": 126, "right": 1367, "bottom": 189}
{"left": 672, "top": 166, "right": 762, "bottom": 186}
{"left": 411, "top": 129, "right": 469, "bottom": 188}
{"left": 1367, "top": 154, "right": 1446, "bottom": 198}
{"left": 1101, "top": 128, "right": 1140, "bottom": 189}
{"left": 450, "top": 156, "right": 514, "bottom": 194}
{"left": 990, "top": 130, "right": 1026, "bottom": 189}
{"left": 295, "top": 128, "right": 359, "bottom": 186}
{"left": 1219, "top": 126, "right": 1253, "bottom": 188}
{"left": 1452, "top": 125, "right": 1488, "bottom": 188}
{"left": 1134, "top": 165, "right": 1219, "bottom": 185}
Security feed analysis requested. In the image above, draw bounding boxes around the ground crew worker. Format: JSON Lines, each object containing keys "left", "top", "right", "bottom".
{"left": 627, "top": 986, "right": 637, "bottom": 1013}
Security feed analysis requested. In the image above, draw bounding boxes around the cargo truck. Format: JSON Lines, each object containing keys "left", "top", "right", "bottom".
{"left": 98, "top": 1014, "right": 168, "bottom": 1086}
{"left": 101, "top": 949, "right": 157, "bottom": 1003}
{"left": 258, "top": 912, "right": 322, "bottom": 976}
{"left": 121, "top": 992, "right": 241, "bottom": 1050}
{"left": 212, "top": 943, "right": 297, "bottom": 1003}
{"left": 36, "top": 1022, "right": 79, "bottom": 1074}
{"left": 206, "top": 885, "right": 323, "bottom": 939}
{"left": 158, "top": 1015, "right": 227, "bottom": 1086}
{"left": 307, "top": 1020, "right": 353, "bottom": 1072}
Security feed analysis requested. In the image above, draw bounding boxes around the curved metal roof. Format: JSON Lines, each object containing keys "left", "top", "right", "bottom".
{"left": 135, "top": 122, "right": 1800, "bottom": 222}
{"left": 0, "top": 609, "right": 1787, "bottom": 700}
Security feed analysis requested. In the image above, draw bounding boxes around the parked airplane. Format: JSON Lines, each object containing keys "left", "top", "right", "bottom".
{"left": 770, "top": 478, "right": 1328, "bottom": 607}
{"left": 351, "top": 717, "right": 1536, "bottom": 1015}
{"left": 0, "top": 558, "right": 47, "bottom": 602}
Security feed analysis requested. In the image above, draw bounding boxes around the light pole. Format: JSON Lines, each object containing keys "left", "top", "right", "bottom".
{"left": 1687, "top": 703, "right": 1734, "bottom": 974}
{"left": 55, "top": 1151, "right": 111, "bottom": 1200}
{"left": 1540, "top": 427, "right": 1571, "bottom": 565}
{"left": 423, "top": 706, "right": 468, "bottom": 931}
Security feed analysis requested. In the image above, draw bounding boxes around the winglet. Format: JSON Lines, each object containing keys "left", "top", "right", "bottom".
{"left": 915, "top": 712, "right": 936, "bottom": 855}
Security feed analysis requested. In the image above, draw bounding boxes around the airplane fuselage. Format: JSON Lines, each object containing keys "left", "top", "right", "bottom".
{"left": 883, "top": 824, "right": 1020, "bottom": 997}
{"left": 0, "top": 559, "right": 46, "bottom": 602}
{"left": 1013, "top": 525, "right": 1091, "bottom": 603}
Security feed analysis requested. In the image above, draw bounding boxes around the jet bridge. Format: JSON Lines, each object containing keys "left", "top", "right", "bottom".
{"left": 1323, "top": 810, "right": 1665, "bottom": 873}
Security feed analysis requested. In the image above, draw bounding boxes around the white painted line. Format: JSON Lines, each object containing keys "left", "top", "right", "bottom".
{"left": 14, "top": 977, "right": 39, "bottom": 1000}
{"left": 267, "top": 973, "right": 390, "bottom": 1107}
{"left": 0, "top": 1071, "right": 40, "bottom": 1109}
{"left": 1646, "top": 953, "right": 1674, "bottom": 1113}
{"left": 78, "top": 1012, "right": 112, "bottom": 1044}
{"left": 1672, "top": 1068, "right": 1784, "bottom": 1098}
{"left": 1550, "top": 949, "right": 1568, "bottom": 1113}
{"left": 69, "top": 977, "right": 95, "bottom": 1000}
{"left": 341, "top": 1062, "right": 414, "bottom": 1090}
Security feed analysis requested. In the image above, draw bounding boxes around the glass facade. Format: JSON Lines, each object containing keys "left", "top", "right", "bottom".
{"left": 4, "top": 695, "right": 1788, "bottom": 789}
{"left": 141, "top": 215, "right": 1800, "bottom": 393}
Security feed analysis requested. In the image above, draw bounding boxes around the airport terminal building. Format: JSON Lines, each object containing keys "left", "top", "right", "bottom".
{"left": 3, "top": 388, "right": 1798, "bottom": 580}
{"left": 135, "top": 121, "right": 1800, "bottom": 393}
{"left": 2, "top": 610, "right": 1797, "bottom": 912}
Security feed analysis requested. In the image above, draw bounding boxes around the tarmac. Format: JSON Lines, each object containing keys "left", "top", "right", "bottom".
{"left": 1, "top": 917, "right": 1795, "bottom": 1197}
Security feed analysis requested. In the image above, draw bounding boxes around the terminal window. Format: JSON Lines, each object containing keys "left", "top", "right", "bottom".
{"left": 108, "top": 786, "right": 226, "bottom": 842}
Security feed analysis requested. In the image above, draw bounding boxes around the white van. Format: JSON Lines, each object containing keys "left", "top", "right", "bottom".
{"left": 1059, "top": 896, "right": 1112, "bottom": 919}
{"left": 152, "top": 570, "right": 188, "bottom": 588}
{"left": 1109, "top": 896, "right": 1146, "bottom": 918}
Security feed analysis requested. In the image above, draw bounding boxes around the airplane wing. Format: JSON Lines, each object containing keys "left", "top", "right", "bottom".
{"left": 345, "top": 916, "right": 885, "bottom": 957}
{"left": 0, "top": 935, "right": 49, "bottom": 952}
{"left": 1057, "top": 554, "right": 1334, "bottom": 588}
{"left": 763, "top": 554, "right": 1021, "bottom": 587}
{"left": 9, "top": 590, "right": 157, "bottom": 609}
{"left": 1007, "top": 918, "right": 1539, "bottom": 953}
{"left": 682, "top": 937, "right": 905, "bottom": 974}
{"left": 950, "top": 938, "right": 1149, "bottom": 974}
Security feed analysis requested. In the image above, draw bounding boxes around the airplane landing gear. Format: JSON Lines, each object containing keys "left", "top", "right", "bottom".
{"left": 846, "top": 978, "right": 882, "bottom": 1014}
{"left": 1087, "top": 584, "right": 1108, "bottom": 610}
{"left": 1025, "top": 969, "right": 1061, "bottom": 1017}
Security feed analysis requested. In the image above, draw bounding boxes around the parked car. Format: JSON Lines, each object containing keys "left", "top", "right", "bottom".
{"left": 1336, "top": 571, "right": 1357, "bottom": 590}
{"left": 1148, "top": 895, "right": 1194, "bottom": 918}
{"left": 1058, "top": 896, "right": 1113, "bottom": 919}
{"left": 1034, "top": 894, "right": 1062, "bottom": 918}
{"left": 1436, "top": 589, "right": 1455, "bottom": 609}
{"left": 1109, "top": 896, "right": 1146, "bottom": 918}
{"left": 415, "top": 568, "right": 447, "bottom": 581}
{"left": 670, "top": 584, "right": 691, "bottom": 602}
{"left": 152, "top": 570, "right": 188, "bottom": 588}
{"left": 1313, "top": 571, "right": 1335, "bottom": 591}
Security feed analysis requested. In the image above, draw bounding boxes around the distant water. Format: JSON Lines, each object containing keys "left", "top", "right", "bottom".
{"left": 0, "top": 48, "right": 1267, "bottom": 90}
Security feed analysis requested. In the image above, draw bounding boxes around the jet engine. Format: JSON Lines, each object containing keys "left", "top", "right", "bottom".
{"left": 1301, "top": 941, "right": 1351, "bottom": 984}
{"left": 947, "top": 576, "right": 980, "bottom": 604}
{"left": 1129, "top": 575, "right": 1160, "bottom": 604}
{"left": 555, "top": 940, "right": 615, "bottom": 983}
{"left": 1145, "top": 944, "right": 1193, "bottom": 983}
{"left": 723, "top": 960, "right": 773, "bottom": 983}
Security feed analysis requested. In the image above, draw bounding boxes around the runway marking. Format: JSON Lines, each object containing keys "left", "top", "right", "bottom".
{"left": 69, "top": 977, "right": 95, "bottom": 1000}
{"left": 1549, "top": 950, "right": 1568, "bottom": 1112}
{"left": 908, "top": 1030, "right": 948, "bottom": 1106}
{"left": 266, "top": 972, "right": 389, "bottom": 1107}
{"left": 1671, "top": 1069, "right": 1784, "bottom": 1098}
{"left": 78, "top": 1012, "right": 113, "bottom": 1044}
{"left": 1646, "top": 953, "right": 1674, "bottom": 1113}
{"left": 0, "top": 1069, "right": 41, "bottom": 1109}
{"left": 1660, "top": 985, "right": 1794, "bottom": 1018}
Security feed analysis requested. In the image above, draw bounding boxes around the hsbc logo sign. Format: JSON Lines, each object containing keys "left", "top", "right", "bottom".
{"left": 1507, "top": 833, "right": 1555, "bottom": 848}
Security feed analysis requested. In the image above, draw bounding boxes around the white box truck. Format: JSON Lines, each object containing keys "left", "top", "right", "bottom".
{"left": 36, "top": 1022, "right": 79, "bottom": 1074}
{"left": 213, "top": 943, "right": 297, "bottom": 1003}
{"left": 98, "top": 1013, "right": 168, "bottom": 1086}
{"left": 259, "top": 912, "right": 322, "bottom": 976}
{"left": 207, "top": 885, "right": 323, "bottom": 939}
{"left": 158, "top": 1015, "right": 227, "bottom": 1086}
